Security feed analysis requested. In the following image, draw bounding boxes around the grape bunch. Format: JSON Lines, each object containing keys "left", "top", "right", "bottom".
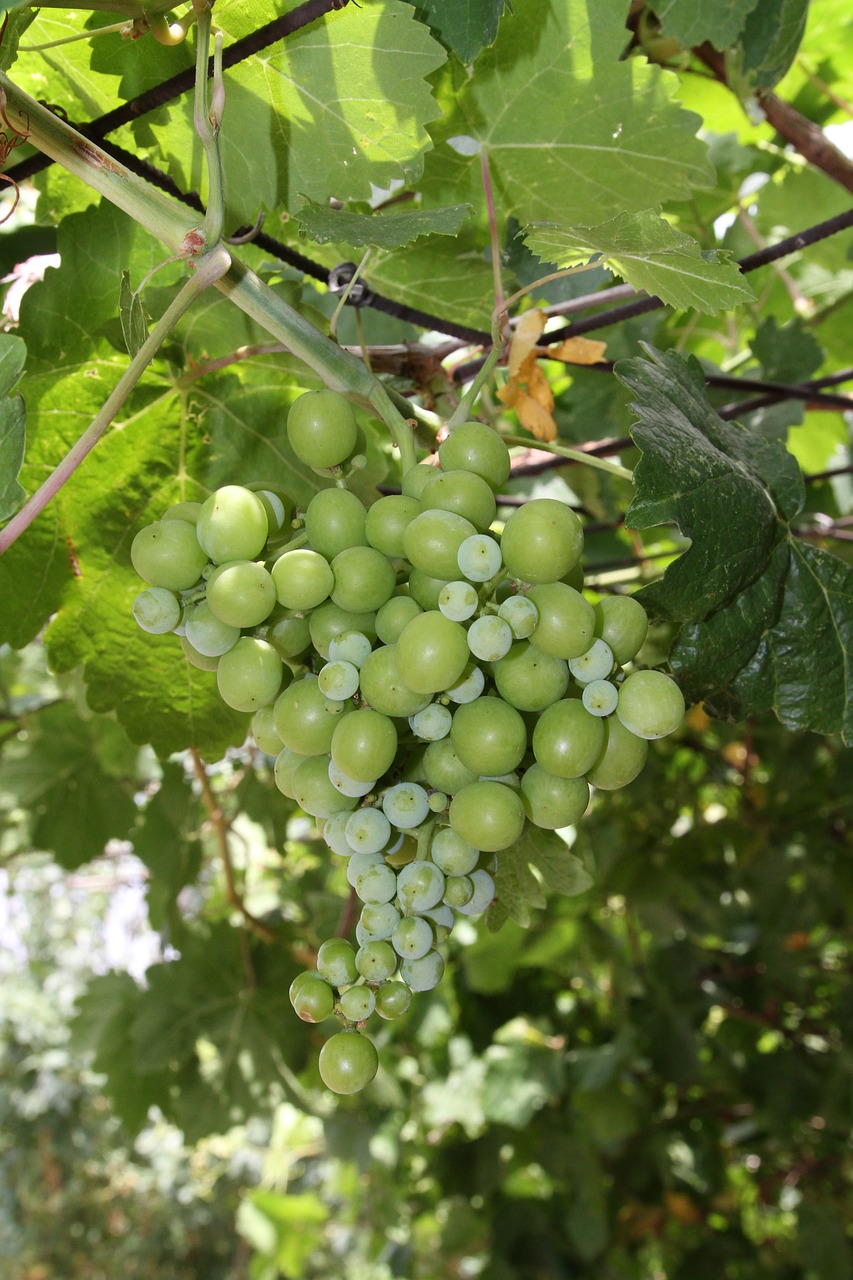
{"left": 130, "top": 388, "right": 685, "bottom": 1095}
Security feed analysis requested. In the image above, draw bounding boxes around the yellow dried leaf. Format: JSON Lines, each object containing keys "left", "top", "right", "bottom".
{"left": 508, "top": 308, "right": 546, "bottom": 376}
{"left": 515, "top": 390, "right": 557, "bottom": 442}
{"left": 547, "top": 336, "right": 608, "bottom": 366}
{"left": 526, "top": 358, "right": 554, "bottom": 411}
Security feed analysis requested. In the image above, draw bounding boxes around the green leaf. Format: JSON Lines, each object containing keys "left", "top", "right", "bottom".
{"left": 650, "top": 0, "right": 761, "bottom": 50}
{"left": 618, "top": 347, "right": 853, "bottom": 743}
{"left": 0, "top": 702, "right": 138, "bottom": 868}
{"left": 293, "top": 199, "right": 474, "bottom": 250}
{"left": 0, "top": 7, "right": 37, "bottom": 71}
{"left": 451, "top": 0, "right": 715, "bottom": 226}
{"left": 0, "top": 332, "right": 27, "bottom": 520}
{"left": 728, "top": 0, "right": 811, "bottom": 93}
{"left": 751, "top": 314, "right": 824, "bottom": 383}
{"left": 132, "top": 763, "right": 203, "bottom": 934}
{"left": 414, "top": 0, "right": 509, "bottom": 63}
{"left": 523, "top": 210, "right": 753, "bottom": 313}
{"left": 119, "top": 270, "right": 148, "bottom": 358}
{"left": 488, "top": 826, "right": 593, "bottom": 930}
{"left": 797, "top": 1201, "right": 853, "bottom": 1280}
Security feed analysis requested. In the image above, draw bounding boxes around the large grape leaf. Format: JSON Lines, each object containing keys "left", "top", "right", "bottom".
{"left": 523, "top": 210, "right": 753, "bottom": 314}
{"left": 414, "top": 0, "right": 509, "bottom": 63}
{"left": 649, "top": 0, "right": 761, "bottom": 50}
{"left": 445, "top": 0, "right": 714, "bottom": 227}
{"left": 729, "top": 0, "right": 811, "bottom": 93}
{"left": 618, "top": 348, "right": 853, "bottom": 744}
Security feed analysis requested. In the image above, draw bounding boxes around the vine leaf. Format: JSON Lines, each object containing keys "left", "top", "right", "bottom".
{"left": 650, "top": 0, "right": 761, "bottom": 51}
{"left": 292, "top": 199, "right": 474, "bottom": 249}
{"left": 488, "top": 826, "right": 593, "bottom": 931}
{"left": 727, "top": 0, "right": 811, "bottom": 94}
{"left": 618, "top": 347, "right": 853, "bottom": 744}
{"left": 413, "top": 0, "right": 509, "bottom": 63}
{"left": 119, "top": 271, "right": 149, "bottom": 359}
{"left": 451, "top": 0, "right": 714, "bottom": 227}
{"left": 523, "top": 211, "right": 753, "bottom": 313}
{"left": 0, "top": 332, "right": 26, "bottom": 520}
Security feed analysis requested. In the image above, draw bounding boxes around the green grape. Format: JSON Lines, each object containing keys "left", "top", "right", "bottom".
{"left": 131, "top": 519, "right": 209, "bottom": 591}
{"left": 303, "top": 487, "right": 368, "bottom": 558}
{"left": 132, "top": 586, "right": 181, "bottom": 634}
{"left": 268, "top": 613, "right": 312, "bottom": 661}
{"left": 429, "top": 827, "right": 479, "bottom": 875}
{"left": 339, "top": 985, "right": 376, "bottom": 1022}
{"left": 317, "top": 938, "right": 359, "bottom": 987}
{"left": 273, "top": 675, "right": 350, "bottom": 755}
{"left": 409, "top": 703, "right": 452, "bottom": 742}
{"left": 358, "top": 645, "right": 431, "bottom": 718}
{"left": 493, "top": 641, "right": 569, "bottom": 712}
{"left": 585, "top": 714, "right": 648, "bottom": 790}
{"left": 422, "top": 738, "right": 478, "bottom": 794}
{"left": 448, "top": 781, "right": 526, "bottom": 852}
{"left": 407, "top": 569, "right": 452, "bottom": 611}
{"left": 321, "top": 809, "right": 355, "bottom": 856}
{"left": 180, "top": 634, "right": 220, "bottom": 671}
{"left": 467, "top": 615, "right": 513, "bottom": 662}
{"left": 442, "top": 874, "right": 474, "bottom": 908}
{"left": 396, "top": 611, "right": 470, "bottom": 694}
{"left": 616, "top": 669, "right": 685, "bottom": 740}
{"left": 331, "top": 707, "right": 398, "bottom": 783}
{"left": 248, "top": 485, "right": 292, "bottom": 536}
{"left": 355, "top": 940, "right": 398, "bottom": 982}
{"left": 271, "top": 548, "right": 334, "bottom": 611}
{"left": 252, "top": 704, "right": 282, "bottom": 755}
{"left": 445, "top": 663, "right": 485, "bottom": 704}
{"left": 318, "top": 659, "right": 360, "bottom": 700}
{"left": 184, "top": 601, "right": 240, "bottom": 657}
{"left": 274, "top": 746, "right": 309, "bottom": 799}
{"left": 438, "top": 580, "right": 479, "bottom": 622}
{"left": 497, "top": 594, "right": 539, "bottom": 639}
{"left": 420, "top": 469, "right": 497, "bottom": 532}
{"left": 353, "top": 859, "right": 398, "bottom": 904}
{"left": 438, "top": 421, "right": 511, "bottom": 491}
{"left": 375, "top": 595, "right": 423, "bottom": 645}
{"left": 205, "top": 560, "right": 277, "bottom": 629}
{"left": 391, "top": 915, "right": 434, "bottom": 960}
{"left": 396, "top": 859, "right": 445, "bottom": 912}
{"left": 328, "top": 759, "right": 374, "bottom": 798}
{"left": 454, "top": 868, "right": 497, "bottom": 916}
{"left": 292, "top": 754, "right": 358, "bottom": 819}
{"left": 500, "top": 499, "right": 583, "bottom": 584}
{"left": 288, "top": 969, "right": 316, "bottom": 1003}
{"left": 217, "top": 637, "right": 283, "bottom": 712}
{"left": 309, "top": 601, "right": 377, "bottom": 659}
{"left": 328, "top": 630, "right": 373, "bottom": 668}
{"left": 532, "top": 698, "right": 605, "bottom": 778}
{"left": 451, "top": 696, "right": 528, "bottom": 777}
{"left": 428, "top": 790, "right": 448, "bottom": 813}
{"left": 568, "top": 638, "right": 614, "bottom": 684}
{"left": 291, "top": 975, "right": 336, "bottom": 1023}
{"left": 287, "top": 388, "right": 358, "bottom": 468}
{"left": 364, "top": 494, "right": 421, "bottom": 558}
{"left": 520, "top": 764, "right": 589, "bottom": 829}
{"left": 346, "top": 852, "right": 384, "bottom": 887}
{"left": 582, "top": 679, "right": 618, "bottom": 717}
{"left": 162, "top": 500, "right": 202, "bottom": 524}
{"left": 527, "top": 582, "right": 596, "bottom": 660}
{"left": 375, "top": 981, "right": 413, "bottom": 1020}
{"left": 330, "top": 546, "right": 397, "bottom": 613}
{"left": 403, "top": 509, "right": 478, "bottom": 581}
{"left": 345, "top": 806, "right": 392, "bottom": 855}
{"left": 401, "top": 462, "right": 440, "bottom": 500}
{"left": 457, "top": 533, "right": 503, "bottom": 583}
{"left": 399, "top": 949, "right": 445, "bottom": 992}
{"left": 359, "top": 901, "right": 401, "bottom": 940}
{"left": 593, "top": 594, "right": 649, "bottom": 665}
{"left": 318, "top": 1030, "right": 378, "bottom": 1095}
{"left": 421, "top": 904, "right": 454, "bottom": 942}
{"left": 382, "top": 782, "right": 431, "bottom": 830}
{"left": 197, "top": 486, "right": 269, "bottom": 564}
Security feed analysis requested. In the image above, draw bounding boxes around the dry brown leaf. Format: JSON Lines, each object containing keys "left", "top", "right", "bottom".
{"left": 546, "top": 336, "right": 608, "bottom": 365}
{"left": 515, "top": 389, "right": 557, "bottom": 442}
{"left": 508, "top": 308, "right": 546, "bottom": 376}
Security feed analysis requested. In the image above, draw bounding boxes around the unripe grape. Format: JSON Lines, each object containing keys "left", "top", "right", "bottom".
{"left": 532, "top": 698, "right": 605, "bottom": 778}
{"left": 287, "top": 389, "right": 358, "bottom": 469}
{"left": 216, "top": 637, "right": 283, "bottom": 712}
{"left": 500, "top": 499, "right": 583, "bottom": 584}
{"left": 132, "top": 587, "right": 182, "bottom": 634}
{"left": 594, "top": 594, "right": 649, "bottom": 664}
{"left": 528, "top": 582, "right": 596, "bottom": 660}
{"left": 375, "top": 981, "right": 413, "bottom": 1020}
{"left": 317, "top": 938, "right": 359, "bottom": 987}
{"left": 585, "top": 714, "right": 649, "bottom": 790}
{"left": 451, "top": 696, "right": 528, "bottom": 777}
{"left": 339, "top": 985, "right": 376, "bottom": 1022}
{"left": 331, "top": 546, "right": 397, "bottom": 613}
{"left": 520, "top": 765, "right": 589, "bottom": 829}
{"left": 303, "top": 486, "right": 368, "bottom": 558}
{"left": 420, "top": 469, "right": 497, "bottom": 532}
{"left": 206, "top": 560, "right": 277, "bottom": 628}
{"left": 396, "top": 611, "right": 470, "bottom": 694}
{"left": 291, "top": 975, "right": 335, "bottom": 1023}
{"left": 318, "top": 1030, "right": 378, "bottom": 1094}
{"left": 271, "top": 548, "right": 334, "bottom": 611}
{"left": 131, "top": 519, "right": 209, "bottom": 591}
{"left": 616, "top": 669, "right": 685, "bottom": 740}
{"left": 449, "top": 781, "right": 526, "bottom": 852}
{"left": 197, "top": 486, "right": 268, "bottom": 564}
{"left": 365, "top": 494, "right": 421, "bottom": 558}
{"left": 438, "top": 421, "right": 511, "bottom": 490}
{"left": 292, "top": 754, "right": 358, "bottom": 819}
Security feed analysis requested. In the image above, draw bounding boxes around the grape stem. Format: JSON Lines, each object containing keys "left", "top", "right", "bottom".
{"left": 444, "top": 342, "right": 505, "bottom": 434}
{"left": 192, "top": 1, "right": 226, "bottom": 248}
{"left": 0, "top": 246, "right": 232, "bottom": 555}
{"left": 501, "top": 433, "right": 634, "bottom": 481}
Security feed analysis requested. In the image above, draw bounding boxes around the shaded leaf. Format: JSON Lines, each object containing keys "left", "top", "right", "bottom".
{"left": 119, "top": 270, "right": 148, "bottom": 358}
{"left": 414, "top": 0, "right": 509, "bottom": 63}
{"left": 488, "top": 826, "right": 593, "bottom": 930}
{"left": 729, "top": 0, "right": 811, "bottom": 93}
{"left": 618, "top": 347, "right": 853, "bottom": 743}
{"left": 650, "top": 0, "right": 761, "bottom": 50}
{"left": 293, "top": 199, "right": 474, "bottom": 250}
{"left": 524, "top": 210, "right": 753, "bottom": 313}
{"left": 0, "top": 332, "right": 27, "bottom": 520}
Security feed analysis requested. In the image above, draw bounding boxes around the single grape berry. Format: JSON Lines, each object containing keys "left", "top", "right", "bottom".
{"left": 287, "top": 389, "right": 358, "bottom": 469}
{"left": 318, "top": 1031, "right": 379, "bottom": 1094}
